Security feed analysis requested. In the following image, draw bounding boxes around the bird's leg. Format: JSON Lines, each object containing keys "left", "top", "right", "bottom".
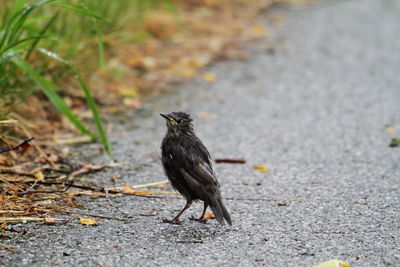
{"left": 190, "top": 202, "right": 208, "bottom": 224}
{"left": 163, "top": 200, "right": 192, "bottom": 224}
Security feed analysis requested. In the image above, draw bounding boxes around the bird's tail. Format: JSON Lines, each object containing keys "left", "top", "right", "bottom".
{"left": 210, "top": 197, "right": 232, "bottom": 226}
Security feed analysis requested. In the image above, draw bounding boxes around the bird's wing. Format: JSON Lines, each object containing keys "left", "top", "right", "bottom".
{"left": 191, "top": 161, "right": 218, "bottom": 186}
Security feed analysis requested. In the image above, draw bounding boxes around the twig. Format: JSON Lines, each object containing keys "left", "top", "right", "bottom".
{"left": 105, "top": 189, "right": 129, "bottom": 216}
{"left": 67, "top": 163, "right": 122, "bottom": 179}
{"left": 0, "top": 217, "right": 44, "bottom": 223}
{"left": 65, "top": 210, "right": 132, "bottom": 222}
{"left": 14, "top": 180, "right": 181, "bottom": 199}
{"left": 19, "top": 188, "right": 71, "bottom": 196}
{"left": 215, "top": 158, "right": 246, "bottom": 164}
{"left": 131, "top": 180, "right": 169, "bottom": 189}
{"left": 0, "top": 137, "right": 34, "bottom": 154}
{"left": 0, "top": 242, "right": 18, "bottom": 252}
{"left": 224, "top": 197, "right": 301, "bottom": 202}
{"left": 0, "top": 170, "right": 35, "bottom": 178}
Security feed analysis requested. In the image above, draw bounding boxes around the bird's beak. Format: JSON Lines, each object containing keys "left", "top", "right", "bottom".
{"left": 160, "top": 113, "right": 169, "bottom": 120}
{"left": 160, "top": 113, "right": 177, "bottom": 124}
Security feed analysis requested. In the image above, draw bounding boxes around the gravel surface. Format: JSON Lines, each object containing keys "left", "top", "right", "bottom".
{"left": 3, "top": 0, "right": 400, "bottom": 266}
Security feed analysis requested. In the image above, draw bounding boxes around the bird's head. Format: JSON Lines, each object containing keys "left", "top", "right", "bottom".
{"left": 160, "top": 112, "right": 193, "bottom": 136}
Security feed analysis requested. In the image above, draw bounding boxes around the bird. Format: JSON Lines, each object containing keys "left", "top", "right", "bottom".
{"left": 160, "top": 111, "right": 232, "bottom": 225}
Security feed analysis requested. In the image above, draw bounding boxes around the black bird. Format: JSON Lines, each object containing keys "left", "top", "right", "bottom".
{"left": 160, "top": 112, "right": 232, "bottom": 225}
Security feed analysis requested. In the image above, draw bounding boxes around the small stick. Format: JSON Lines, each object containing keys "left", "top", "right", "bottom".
{"left": 0, "top": 217, "right": 44, "bottom": 223}
{"left": 65, "top": 210, "right": 132, "bottom": 222}
{"left": 0, "top": 137, "right": 34, "bottom": 154}
{"left": 67, "top": 163, "right": 122, "bottom": 179}
{"left": 224, "top": 197, "right": 301, "bottom": 202}
{"left": 0, "top": 242, "right": 18, "bottom": 251}
{"left": 105, "top": 189, "right": 129, "bottom": 216}
{"left": 109, "top": 180, "right": 169, "bottom": 191}
{"left": 215, "top": 158, "right": 246, "bottom": 164}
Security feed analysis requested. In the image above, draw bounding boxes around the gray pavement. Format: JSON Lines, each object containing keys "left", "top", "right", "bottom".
{"left": 3, "top": 0, "right": 400, "bottom": 266}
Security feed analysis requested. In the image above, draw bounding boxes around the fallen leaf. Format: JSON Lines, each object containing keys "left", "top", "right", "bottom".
{"left": 253, "top": 164, "right": 268, "bottom": 172}
{"left": 19, "top": 142, "right": 32, "bottom": 155}
{"left": 313, "top": 259, "right": 350, "bottom": 267}
{"left": 118, "top": 87, "right": 139, "bottom": 98}
{"left": 34, "top": 171, "right": 44, "bottom": 180}
{"left": 179, "top": 68, "right": 196, "bottom": 78}
{"left": 79, "top": 218, "right": 98, "bottom": 226}
{"left": 251, "top": 24, "right": 269, "bottom": 36}
{"left": 47, "top": 154, "right": 59, "bottom": 162}
{"left": 271, "top": 16, "right": 283, "bottom": 26}
{"left": 0, "top": 155, "right": 12, "bottom": 166}
{"left": 184, "top": 58, "right": 205, "bottom": 69}
{"left": 199, "top": 111, "right": 209, "bottom": 118}
{"left": 204, "top": 213, "right": 215, "bottom": 219}
{"left": 144, "top": 10, "right": 177, "bottom": 39}
{"left": 44, "top": 217, "right": 57, "bottom": 225}
{"left": 203, "top": 72, "right": 216, "bottom": 82}
{"left": 384, "top": 124, "right": 394, "bottom": 133}
{"left": 1, "top": 223, "right": 6, "bottom": 229}
{"left": 123, "top": 98, "right": 141, "bottom": 108}
{"left": 142, "top": 56, "right": 157, "bottom": 69}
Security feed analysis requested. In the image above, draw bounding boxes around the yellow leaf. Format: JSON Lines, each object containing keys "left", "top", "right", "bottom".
{"left": 142, "top": 57, "right": 157, "bottom": 68}
{"left": 1, "top": 223, "right": 6, "bottom": 229}
{"left": 79, "top": 218, "right": 98, "bottom": 226}
{"left": 179, "top": 68, "right": 196, "bottom": 78}
{"left": 313, "top": 259, "right": 350, "bottom": 267}
{"left": 203, "top": 72, "right": 216, "bottom": 82}
{"left": 118, "top": 87, "right": 139, "bottom": 98}
{"left": 34, "top": 171, "right": 44, "bottom": 180}
{"left": 384, "top": 124, "right": 394, "bottom": 134}
{"left": 199, "top": 111, "right": 209, "bottom": 118}
{"left": 204, "top": 213, "right": 215, "bottom": 219}
{"left": 253, "top": 164, "right": 268, "bottom": 172}
{"left": 251, "top": 24, "right": 269, "bottom": 36}
{"left": 184, "top": 58, "right": 203, "bottom": 69}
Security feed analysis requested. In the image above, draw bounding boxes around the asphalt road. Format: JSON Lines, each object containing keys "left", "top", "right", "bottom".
{"left": 4, "top": 0, "right": 400, "bottom": 266}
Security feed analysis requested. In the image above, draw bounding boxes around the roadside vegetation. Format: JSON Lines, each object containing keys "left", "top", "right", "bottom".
{"left": 0, "top": 0, "right": 273, "bottom": 228}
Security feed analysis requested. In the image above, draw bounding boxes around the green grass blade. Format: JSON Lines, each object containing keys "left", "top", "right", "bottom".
{"left": 76, "top": 73, "right": 110, "bottom": 154}
{"left": 92, "top": 18, "right": 105, "bottom": 68}
{"left": 55, "top": 3, "right": 103, "bottom": 20}
{"left": 1, "top": 36, "right": 46, "bottom": 54}
{"left": 35, "top": 48, "right": 110, "bottom": 153}
{"left": 11, "top": 55, "right": 97, "bottom": 139}
{"left": 25, "top": 12, "right": 59, "bottom": 60}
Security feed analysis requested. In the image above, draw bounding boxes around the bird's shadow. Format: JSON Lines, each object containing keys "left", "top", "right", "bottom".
{"left": 153, "top": 219, "right": 232, "bottom": 244}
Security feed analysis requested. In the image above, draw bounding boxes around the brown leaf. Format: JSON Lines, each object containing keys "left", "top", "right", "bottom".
{"left": 44, "top": 217, "right": 57, "bottom": 225}
{"left": 19, "top": 142, "right": 32, "bottom": 155}
{"left": 0, "top": 155, "right": 12, "bottom": 166}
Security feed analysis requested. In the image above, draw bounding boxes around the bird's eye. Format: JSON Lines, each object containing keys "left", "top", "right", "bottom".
{"left": 176, "top": 119, "right": 182, "bottom": 124}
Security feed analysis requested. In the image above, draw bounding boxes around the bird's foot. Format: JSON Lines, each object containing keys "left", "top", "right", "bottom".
{"left": 162, "top": 218, "right": 183, "bottom": 225}
{"left": 189, "top": 216, "right": 207, "bottom": 224}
